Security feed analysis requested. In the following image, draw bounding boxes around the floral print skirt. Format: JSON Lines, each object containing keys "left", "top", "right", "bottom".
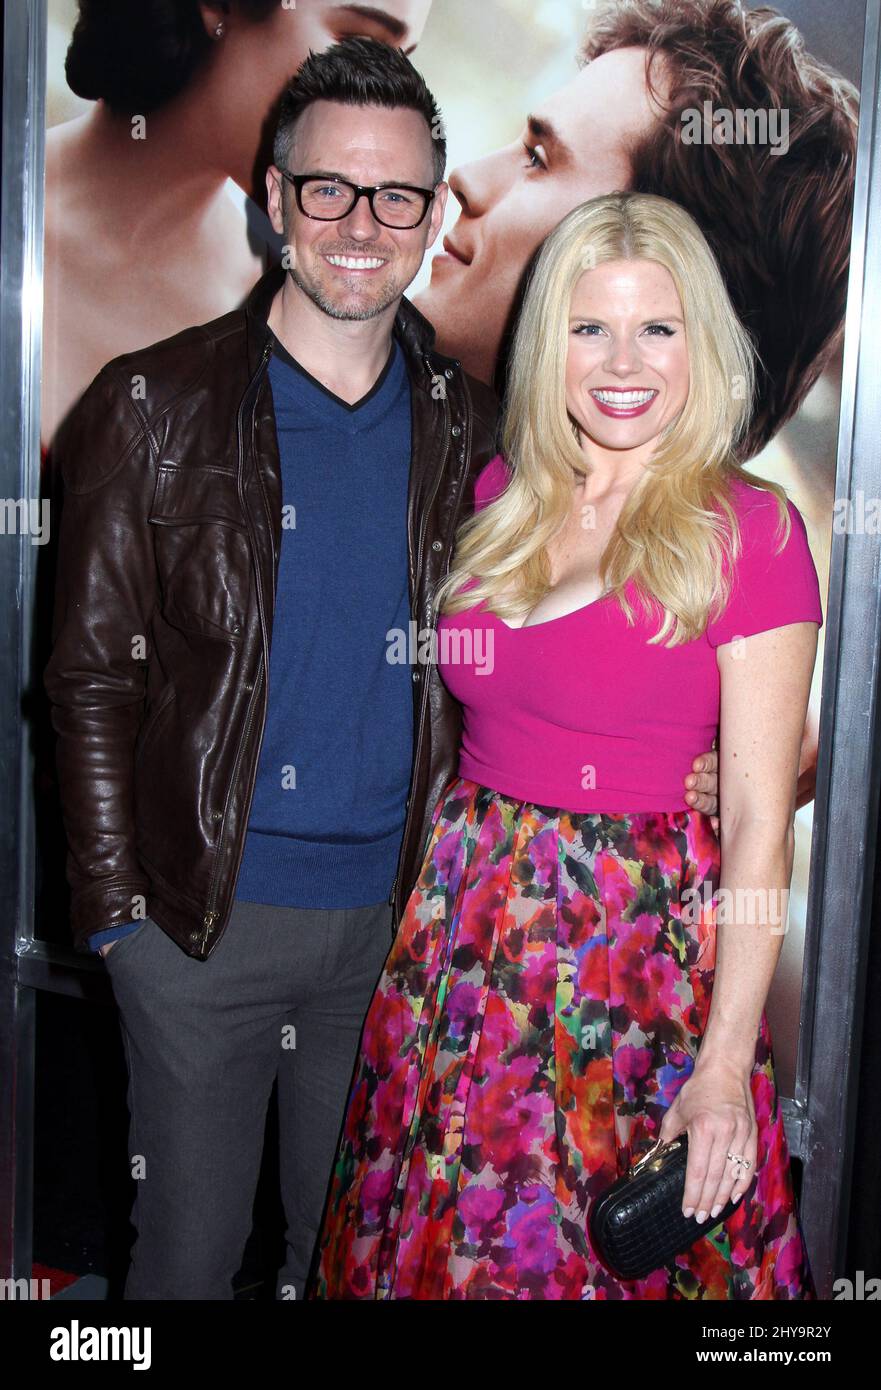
{"left": 310, "top": 777, "right": 815, "bottom": 1300}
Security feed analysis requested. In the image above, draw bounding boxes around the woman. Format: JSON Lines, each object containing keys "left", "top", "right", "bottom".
{"left": 311, "top": 191, "right": 822, "bottom": 1300}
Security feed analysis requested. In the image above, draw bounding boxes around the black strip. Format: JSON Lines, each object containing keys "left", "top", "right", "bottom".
{"left": 269, "top": 332, "right": 397, "bottom": 413}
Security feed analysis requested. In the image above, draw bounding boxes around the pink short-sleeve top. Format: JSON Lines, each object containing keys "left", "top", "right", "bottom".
{"left": 437, "top": 454, "right": 823, "bottom": 813}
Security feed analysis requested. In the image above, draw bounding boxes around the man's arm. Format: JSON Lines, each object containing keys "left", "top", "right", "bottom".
{"left": 44, "top": 365, "right": 158, "bottom": 951}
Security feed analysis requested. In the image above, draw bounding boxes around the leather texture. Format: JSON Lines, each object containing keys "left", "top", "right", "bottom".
{"left": 44, "top": 262, "right": 499, "bottom": 960}
{"left": 588, "top": 1135, "right": 742, "bottom": 1280}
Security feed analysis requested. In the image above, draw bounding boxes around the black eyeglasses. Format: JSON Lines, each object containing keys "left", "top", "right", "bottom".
{"left": 280, "top": 172, "right": 436, "bottom": 229}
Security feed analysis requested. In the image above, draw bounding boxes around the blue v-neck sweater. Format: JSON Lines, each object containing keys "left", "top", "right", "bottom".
{"left": 234, "top": 334, "right": 414, "bottom": 909}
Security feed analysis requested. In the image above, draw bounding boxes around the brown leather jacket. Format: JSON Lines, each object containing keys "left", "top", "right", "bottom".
{"left": 44, "top": 263, "right": 499, "bottom": 959}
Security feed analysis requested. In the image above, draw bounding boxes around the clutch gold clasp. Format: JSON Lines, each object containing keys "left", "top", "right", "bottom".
{"left": 628, "top": 1135, "right": 682, "bottom": 1178}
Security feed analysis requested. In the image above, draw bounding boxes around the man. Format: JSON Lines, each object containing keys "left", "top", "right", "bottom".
{"left": 45, "top": 38, "right": 719, "bottom": 1300}
{"left": 417, "top": 0, "right": 857, "bottom": 462}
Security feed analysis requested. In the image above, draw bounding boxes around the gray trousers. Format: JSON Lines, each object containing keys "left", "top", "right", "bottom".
{"left": 103, "top": 896, "right": 394, "bottom": 1300}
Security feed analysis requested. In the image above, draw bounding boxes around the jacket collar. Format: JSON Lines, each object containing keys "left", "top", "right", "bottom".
{"left": 243, "top": 261, "right": 448, "bottom": 388}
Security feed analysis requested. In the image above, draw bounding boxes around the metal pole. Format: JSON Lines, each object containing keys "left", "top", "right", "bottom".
{"left": 797, "top": 0, "right": 881, "bottom": 1298}
{"left": 0, "top": 0, "right": 47, "bottom": 1283}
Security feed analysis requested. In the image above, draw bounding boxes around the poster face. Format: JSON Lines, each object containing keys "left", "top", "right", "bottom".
{"left": 41, "top": 0, "right": 865, "bottom": 1095}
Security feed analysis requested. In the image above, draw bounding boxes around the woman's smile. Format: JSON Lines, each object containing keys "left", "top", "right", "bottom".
{"left": 588, "top": 386, "right": 659, "bottom": 418}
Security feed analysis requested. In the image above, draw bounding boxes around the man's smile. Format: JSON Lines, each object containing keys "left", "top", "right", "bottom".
{"left": 324, "top": 253, "right": 389, "bottom": 272}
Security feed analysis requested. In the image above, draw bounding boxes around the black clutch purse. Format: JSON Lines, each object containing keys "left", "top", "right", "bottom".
{"left": 587, "top": 1134, "right": 742, "bottom": 1281}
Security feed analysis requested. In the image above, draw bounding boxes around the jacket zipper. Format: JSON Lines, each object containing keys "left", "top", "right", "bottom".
{"left": 199, "top": 337, "right": 273, "bottom": 955}
{"left": 414, "top": 375, "right": 452, "bottom": 589}
{"left": 388, "top": 364, "right": 471, "bottom": 913}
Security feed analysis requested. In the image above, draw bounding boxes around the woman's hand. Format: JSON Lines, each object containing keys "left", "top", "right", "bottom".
{"left": 658, "top": 1058, "right": 757, "bottom": 1222}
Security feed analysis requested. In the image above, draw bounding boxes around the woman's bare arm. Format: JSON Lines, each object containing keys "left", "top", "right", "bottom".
{"left": 660, "top": 620, "right": 819, "bottom": 1220}
{"left": 701, "top": 621, "right": 818, "bottom": 1068}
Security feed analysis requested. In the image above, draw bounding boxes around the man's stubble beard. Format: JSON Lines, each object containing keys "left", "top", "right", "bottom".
{"left": 288, "top": 260, "right": 408, "bottom": 323}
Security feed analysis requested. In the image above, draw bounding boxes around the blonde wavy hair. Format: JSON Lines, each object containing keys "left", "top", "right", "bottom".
{"left": 437, "top": 191, "right": 792, "bottom": 645}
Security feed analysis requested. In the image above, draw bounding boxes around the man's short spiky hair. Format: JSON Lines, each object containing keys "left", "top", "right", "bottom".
{"left": 273, "top": 36, "right": 446, "bottom": 185}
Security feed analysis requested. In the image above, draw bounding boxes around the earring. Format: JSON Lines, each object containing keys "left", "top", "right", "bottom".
{"left": 214, "top": 22, "right": 225, "bottom": 38}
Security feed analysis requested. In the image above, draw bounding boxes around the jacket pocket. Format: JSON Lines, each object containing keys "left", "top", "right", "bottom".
{"left": 149, "top": 464, "right": 252, "bottom": 638}
{"left": 149, "top": 462, "right": 248, "bottom": 529}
